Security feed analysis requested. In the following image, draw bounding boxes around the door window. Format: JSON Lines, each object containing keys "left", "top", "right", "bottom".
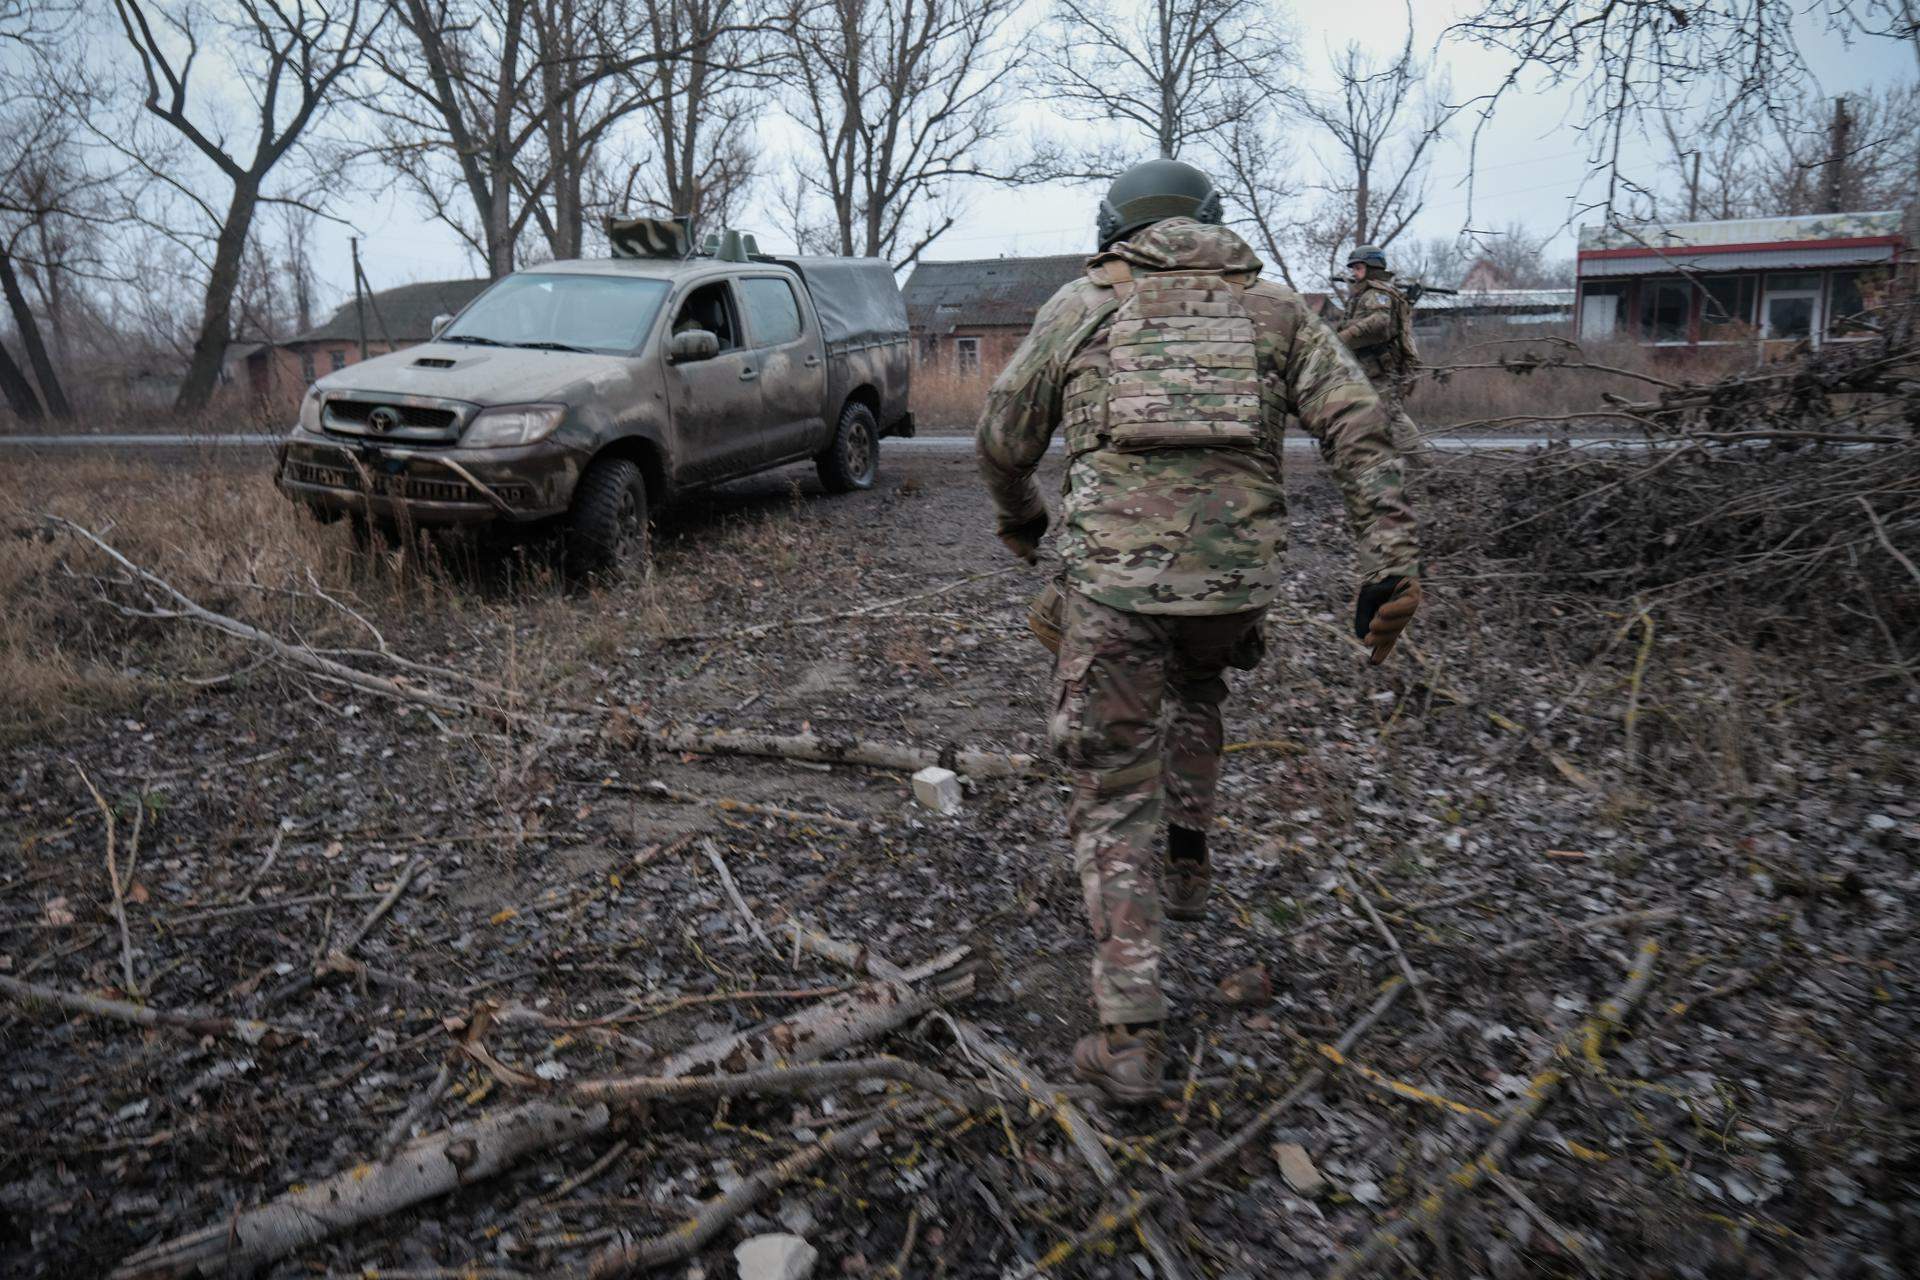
{"left": 671, "top": 281, "right": 742, "bottom": 351}
{"left": 1762, "top": 273, "right": 1822, "bottom": 341}
{"left": 739, "top": 277, "right": 804, "bottom": 347}
{"left": 1637, "top": 280, "right": 1691, "bottom": 344}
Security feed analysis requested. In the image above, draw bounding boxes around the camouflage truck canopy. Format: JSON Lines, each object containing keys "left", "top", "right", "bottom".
{"left": 766, "top": 257, "right": 909, "bottom": 348}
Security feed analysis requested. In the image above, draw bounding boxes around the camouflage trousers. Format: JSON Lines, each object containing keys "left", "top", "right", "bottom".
{"left": 1376, "top": 381, "right": 1422, "bottom": 460}
{"left": 1048, "top": 590, "right": 1264, "bottom": 1025}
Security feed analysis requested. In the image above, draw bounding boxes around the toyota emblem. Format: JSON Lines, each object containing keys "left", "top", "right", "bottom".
{"left": 367, "top": 406, "right": 401, "bottom": 433}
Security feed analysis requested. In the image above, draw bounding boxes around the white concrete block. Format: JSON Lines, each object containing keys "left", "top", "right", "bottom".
{"left": 911, "top": 765, "right": 962, "bottom": 815}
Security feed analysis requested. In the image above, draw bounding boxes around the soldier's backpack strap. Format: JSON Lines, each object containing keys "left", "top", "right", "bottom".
{"left": 1089, "top": 258, "right": 1137, "bottom": 300}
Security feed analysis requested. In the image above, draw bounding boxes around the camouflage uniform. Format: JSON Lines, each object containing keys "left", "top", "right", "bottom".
{"left": 1337, "top": 275, "right": 1423, "bottom": 458}
{"left": 977, "top": 218, "right": 1418, "bottom": 1026}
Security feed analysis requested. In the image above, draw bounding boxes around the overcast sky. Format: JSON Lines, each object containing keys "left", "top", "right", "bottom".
{"left": 321, "top": 0, "right": 1915, "bottom": 309}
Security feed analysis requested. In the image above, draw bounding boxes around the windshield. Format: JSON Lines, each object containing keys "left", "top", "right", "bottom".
{"left": 441, "top": 273, "right": 670, "bottom": 354}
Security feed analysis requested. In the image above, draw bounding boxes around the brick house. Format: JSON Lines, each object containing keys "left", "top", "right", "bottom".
{"left": 902, "top": 254, "right": 1089, "bottom": 377}
{"left": 243, "top": 278, "right": 492, "bottom": 397}
{"left": 1574, "top": 211, "right": 1908, "bottom": 349}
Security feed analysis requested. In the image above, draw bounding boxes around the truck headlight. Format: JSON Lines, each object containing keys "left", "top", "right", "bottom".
{"left": 463, "top": 404, "right": 565, "bottom": 448}
{"left": 297, "top": 387, "right": 323, "bottom": 434}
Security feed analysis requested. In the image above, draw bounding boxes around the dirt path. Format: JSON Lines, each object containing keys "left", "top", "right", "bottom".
{"left": 1, "top": 447, "right": 1912, "bottom": 1279}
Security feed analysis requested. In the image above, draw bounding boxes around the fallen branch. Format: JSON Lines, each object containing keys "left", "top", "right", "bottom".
{"left": 1328, "top": 938, "right": 1661, "bottom": 1278}
{"left": 574, "top": 1097, "right": 942, "bottom": 1279}
{"left": 379, "top": 1058, "right": 456, "bottom": 1161}
{"left": 700, "top": 838, "right": 781, "bottom": 960}
{"left": 0, "top": 973, "right": 289, "bottom": 1047}
{"left": 74, "top": 764, "right": 141, "bottom": 997}
{"left": 265, "top": 856, "right": 428, "bottom": 1008}
{"left": 561, "top": 1055, "right": 983, "bottom": 1111}
{"left": 1342, "top": 868, "right": 1433, "bottom": 1020}
{"left": 111, "top": 1100, "right": 610, "bottom": 1279}
{"left": 594, "top": 778, "right": 873, "bottom": 832}
{"left": 1031, "top": 978, "right": 1409, "bottom": 1274}
{"left": 664, "top": 566, "right": 1020, "bottom": 643}
{"left": 948, "top": 1018, "right": 1192, "bottom": 1280}
{"left": 654, "top": 724, "right": 1036, "bottom": 780}
{"left": 1492, "top": 909, "right": 1677, "bottom": 961}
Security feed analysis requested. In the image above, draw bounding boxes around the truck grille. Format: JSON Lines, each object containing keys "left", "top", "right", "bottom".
{"left": 284, "top": 460, "right": 530, "bottom": 506}
{"left": 326, "top": 400, "right": 460, "bottom": 431}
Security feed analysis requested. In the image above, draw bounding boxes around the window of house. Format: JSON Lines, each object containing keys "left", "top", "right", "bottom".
{"left": 329, "top": 349, "right": 347, "bottom": 371}
{"left": 1697, "top": 277, "right": 1757, "bottom": 342}
{"left": 1578, "top": 282, "right": 1628, "bottom": 339}
{"left": 739, "top": 277, "right": 804, "bottom": 346}
{"left": 300, "top": 351, "right": 316, "bottom": 383}
{"left": 1637, "top": 279, "right": 1691, "bottom": 344}
{"left": 954, "top": 336, "right": 980, "bottom": 373}
{"left": 1762, "top": 272, "right": 1823, "bottom": 341}
{"left": 1826, "top": 270, "right": 1867, "bottom": 338}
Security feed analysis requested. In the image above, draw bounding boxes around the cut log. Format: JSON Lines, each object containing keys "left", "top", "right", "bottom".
{"left": 654, "top": 725, "right": 1034, "bottom": 780}
{"left": 112, "top": 1101, "right": 609, "bottom": 1279}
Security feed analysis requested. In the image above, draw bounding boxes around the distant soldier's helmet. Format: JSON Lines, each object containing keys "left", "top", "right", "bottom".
{"left": 1347, "top": 244, "right": 1388, "bottom": 270}
{"left": 1097, "top": 159, "right": 1224, "bottom": 250}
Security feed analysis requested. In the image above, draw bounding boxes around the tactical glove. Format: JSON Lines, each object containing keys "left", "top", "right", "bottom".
{"left": 998, "top": 509, "right": 1049, "bottom": 564}
{"left": 1354, "top": 575, "right": 1421, "bottom": 665}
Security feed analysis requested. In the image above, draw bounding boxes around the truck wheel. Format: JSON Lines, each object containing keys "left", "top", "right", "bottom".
{"left": 564, "top": 456, "right": 649, "bottom": 576}
{"left": 816, "top": 402, "right": 878, "bottom": 494}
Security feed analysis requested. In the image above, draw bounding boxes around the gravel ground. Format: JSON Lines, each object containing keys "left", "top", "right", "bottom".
{"left": 2, "top": 446, "right": 1914, "bottom": 1279}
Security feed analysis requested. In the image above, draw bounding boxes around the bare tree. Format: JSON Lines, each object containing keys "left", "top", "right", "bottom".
{"left": 1290, "top": 31, "right": 1452, "bottom": 290}
{"left": 1449, "top": 1, "right": 1920, "bottom": 222}
{"left": 1211, "top": 110, "right": 1303, "bottom": 288}
{"left": 1033, "top": 0, "right": 1292, "bottom": 167}
{"left": 593, "top": 0, "right": 773, "bottom": 238}
{"left": 111, "top": 0, "right": 383, "bottom": 411}
{"left": 783, "top": 0, "right": 1032, "bottom": 268}
{"left": 1656, "top": 84, "right": 1920, "bottom": 222}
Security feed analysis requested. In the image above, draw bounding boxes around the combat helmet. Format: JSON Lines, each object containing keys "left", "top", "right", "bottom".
{"left": 1097, "top": 159, "right": 1224, "bottom": 250}
{"left": 1347, "top": 244, "right": 1388, "bottom": 270}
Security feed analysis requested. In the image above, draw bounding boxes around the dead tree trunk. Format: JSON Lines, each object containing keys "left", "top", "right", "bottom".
{"left": 0, "top": 245, "right": 70, "bottom": 417}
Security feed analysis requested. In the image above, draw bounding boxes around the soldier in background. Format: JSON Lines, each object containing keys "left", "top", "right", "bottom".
{"left": 1336, "top": 245, "right": 1423, "bottom": 458}
{"left": 977, "top": 160, "right": 1422, "bottom": 1102}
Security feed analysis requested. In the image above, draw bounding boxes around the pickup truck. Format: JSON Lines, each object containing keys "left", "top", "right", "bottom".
{"left": 275, "top": 223, "right": 913, "bottom": 572}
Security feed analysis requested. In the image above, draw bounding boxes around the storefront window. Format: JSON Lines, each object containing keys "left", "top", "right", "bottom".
{"left": 1698, "top": 277, "right": 1756, "bottom": 342}
{"left": 1637, "top": 279, "right": 1691, "bottom": 344}
{"left": 1827, "top": 271, "right": 1867, "bottom": 337}
{"left": 1578, "top": 282, "right": 1627, "bottom": 339}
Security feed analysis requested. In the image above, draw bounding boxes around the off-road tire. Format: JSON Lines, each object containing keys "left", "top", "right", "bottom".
{"left": 816, "top": 401, "right": 879, "bottom": 494}
{"left": 564, "top": 456, "right": 649, "bottom": 577}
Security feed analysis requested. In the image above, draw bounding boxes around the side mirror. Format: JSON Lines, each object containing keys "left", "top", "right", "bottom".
{"left": 431, "top": 312, "right": 453, "bottom": 336}
{"left": 670, "top": 329, "right": 720, "bottom": 363}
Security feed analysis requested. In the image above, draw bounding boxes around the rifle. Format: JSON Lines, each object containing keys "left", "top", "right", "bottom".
{"left": 1402, "top": 282, "right": 1459, "bottom": 305}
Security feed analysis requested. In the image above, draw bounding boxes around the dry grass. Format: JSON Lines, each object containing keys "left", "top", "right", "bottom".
{"left": 1411, "top": 327, "right": 1757, "bottom": 431}
{"left": 909, "top": 363, "right": 994, "bottom": 434}
{"left": 0, "top": 449, "right": 732, "bottom": 743}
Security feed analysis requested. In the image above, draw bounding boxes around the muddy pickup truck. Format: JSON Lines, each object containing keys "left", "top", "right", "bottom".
{"left": 275, "top": 224, "right": 912, "bottom": 571}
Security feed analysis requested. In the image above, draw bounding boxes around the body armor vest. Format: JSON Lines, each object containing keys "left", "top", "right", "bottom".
{"left": 1072, "top": 259, "right": 1264, "bottom": 455}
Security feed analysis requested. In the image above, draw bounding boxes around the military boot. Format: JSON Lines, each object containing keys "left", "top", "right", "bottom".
{"left": 1165, "top": 824, "right": 1210, "bottom": 922}
{"left": 1071, "top": 1024, "right": 1165, "bottom": 1104}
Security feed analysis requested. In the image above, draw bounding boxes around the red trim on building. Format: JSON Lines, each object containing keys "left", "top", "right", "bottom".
{"left": 1577, "top": 235, "right": 1902, "bottom": 262}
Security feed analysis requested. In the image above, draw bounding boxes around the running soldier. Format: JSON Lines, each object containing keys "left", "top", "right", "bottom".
{"left": 977, "top": 160, "right": 1422, "bottom": 1102}
{"left": 1336, "top": 244, "right": 1423, "bottom": 458}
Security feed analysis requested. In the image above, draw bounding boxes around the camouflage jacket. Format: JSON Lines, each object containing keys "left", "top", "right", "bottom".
{"left": 976, "top": 219, "right": 1418, "bottom": 616}
{"left": 1337, "top": 276, "right": 1417, "bottom": 385}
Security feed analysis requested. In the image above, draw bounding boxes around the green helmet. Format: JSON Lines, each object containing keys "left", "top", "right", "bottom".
{"left": 1347, "top": 244, "right": 1387, "bottom": 270}
{"left": 1097, "top": 159, "right": 1224, "bottom": 250}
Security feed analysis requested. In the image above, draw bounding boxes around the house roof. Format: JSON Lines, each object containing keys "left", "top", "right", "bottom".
{"left": 903, "top": 254, "right": 1090, "bottom": 333}
{"left": 288, "top": 278, "right": 493, "bottom": 346}
{"left": 1577, "top": 210, "right": 1902, "bottom": 255}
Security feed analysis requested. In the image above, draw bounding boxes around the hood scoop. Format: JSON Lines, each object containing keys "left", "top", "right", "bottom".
{"left": 412, "top": 357, "right": 457, "bottom": 369}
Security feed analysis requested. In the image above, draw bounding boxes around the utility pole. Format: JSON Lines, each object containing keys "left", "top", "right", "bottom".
{"left": 351, "top": 237, "right": 369, "bottom": 361}
{"left": 1687, "top": 152, "right": 1701, "bottom": 221}
{"left": 1821, "top": 96, "right": 1853, "bottom": 214}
